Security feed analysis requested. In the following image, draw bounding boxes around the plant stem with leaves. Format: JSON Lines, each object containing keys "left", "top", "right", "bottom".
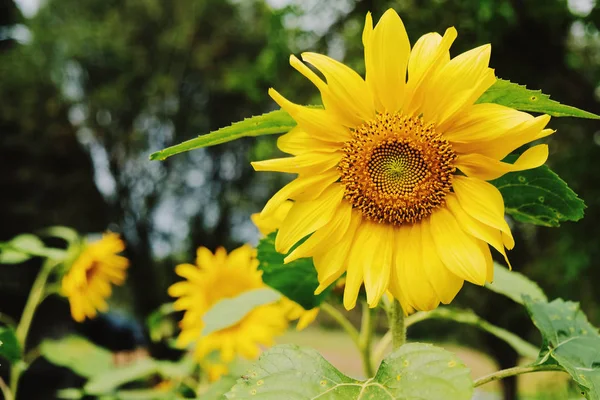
{"left": 10, "top": 259, "right": 57, "bottom": 399}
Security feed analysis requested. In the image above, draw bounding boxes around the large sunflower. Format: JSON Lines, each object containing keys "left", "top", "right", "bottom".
{"left": 62, "top": 232, "right": 129, "bottom": 322}
{"left": 168, "top": 245, "right": 289, "bottom": 366}
{"left": 252, "top": 9, "right": 553, "bottom": 313}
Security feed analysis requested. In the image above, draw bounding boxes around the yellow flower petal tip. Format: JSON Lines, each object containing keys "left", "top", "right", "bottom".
{"left": 62, "top": 232, "right": 129, "bottom": 323}
{"left": 169, "top": 245, "right": 290, "bottom": 364}
{"left": 257, "top": 10, "right": 553, "bottom": 313}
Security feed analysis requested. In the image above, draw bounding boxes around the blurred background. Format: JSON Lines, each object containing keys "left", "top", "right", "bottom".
{"left": 1, "top": 0, "right": 599, "bottom": 399}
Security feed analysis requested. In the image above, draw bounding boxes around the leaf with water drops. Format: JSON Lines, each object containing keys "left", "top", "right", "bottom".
{"left": 525, "top": 297, "right": 600, "bottom": 399}
{"left": 491, "top": 157, "right": 585, "bottom": 227}
{"left": 225, "top": 343, "right": 473, "bottom": 399}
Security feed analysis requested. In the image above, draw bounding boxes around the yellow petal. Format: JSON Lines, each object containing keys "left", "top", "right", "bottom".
{"left": 457, "top": 144, "right": 548, "bottom": 180}
{"left": 285, "top": 200, "right": 353, "bottom": 263}
{"left": 420, "top": 217, "right": 464, "bottom": 304}
{"left": 405, "top": 27, "right": 457, "bottom": 115}
{"left": 296, "top": 308, "right": 319, "bottom": 331}
{"left": 445, "top": 193, "right": 511, "bottom": 268}
{"left": 351, "top": 221, "right": 394, "bottom": 308}
{"left": 252, "top": 201, "right": 293, "bottom": 236}
{"left": 364, "top": 9, "right": 410, "bottom": 113}
{"left": 302, "top": 52, "right": 375, "bottom": 125}
{"left": 395, "top": 223, "right": 440, "bottom": 311}
{"left": 429, "top": 207, "right": 488, "bottom": 285}
{"left": 174, "top": 263, "right": 202, "bottom": 282}
{"left": 196, "top": 246, "right": 214, "bottom": 269}
{"left": 420, "top": 44, "right": 494, "bottom": 126}
{"left": 275, "top": 184, "right": 345, "bottom": 253}
{"left": 251, "top": 151, "right": 342, "bottom": 175}
{"left": 277, "top": 127, "right": 341, "bottom": 155}
{"left": 313, "top": 210, "right": 363, "bottom": 295}
{"left": 259, "top": 169, "right": 340, "bottom": 218}
{"left": 443, "top": 103, "right": 532, "bottom": 143}
{"left": 452, "top": 176, "right": 514, "bottom": 249}
{"left": 451, "top": 114, "right": 551, "bottom": 160}
{"left": 269, "top": 87, "right": 352, "bottom": 142}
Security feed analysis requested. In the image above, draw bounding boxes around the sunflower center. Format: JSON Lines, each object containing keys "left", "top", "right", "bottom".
{"left": 339, "top": 113, "right": 456, "bottom": 225}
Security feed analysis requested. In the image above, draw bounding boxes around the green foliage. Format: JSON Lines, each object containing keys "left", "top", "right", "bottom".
{"left": 525, "top": 298, "right": 600, "bottom": 400}
{"left": 202, "top": 288, "right": 282, "bottom": 336}
{"left": 491, "top": 157, "right": 586, "bottom": 227}
{"left": 40, "top": 336, "right": 114, "bottom": 378}
{"left": 149, "top": 110, "right": 296, "bottom": 161}
{"left": 477, "top": 79, "right": 600, "bottom": 119}
{"left": 485, "top": 263, "right": 548, "bottom": 304}
{"left": 42, "top": 335, "right": 194, "bottom": 397}
{"left": 0, "top": 327, "right": 22, "bottom": 364}
{"left": 225, "top": 343, "right": 473, "bottom": 399}
{"left": 146, "top": 303, "right": 176, "bottom": 343}
{"left": 0, "top": 233, "right": 67, "bottom": 264}
{"left": 256, "top": 232, "right": 330, "bottom": 310}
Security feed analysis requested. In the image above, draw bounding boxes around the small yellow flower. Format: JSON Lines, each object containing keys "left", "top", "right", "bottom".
{"left": 62, "top": 233, "right": 129, "bottom": 322}
{"left": 253, "top": 9, "right": 553, "bottom": 313}
{"left": 168, "top": 245, "right": 288, "bottom": 365}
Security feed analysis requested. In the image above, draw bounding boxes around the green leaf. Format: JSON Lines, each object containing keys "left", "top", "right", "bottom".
{"left": 40, "top": 335, "right": 113, "bottom": 378}
{"left": 491, "top": 157, "right": 585, "bottom": 227}
{"left": 84, "top": 358, "right": 159, "bottom": 395}
{"left": 477, "top": 79, "right": 600, "bottom": 119}
{"left": 146, "top": 303, "right": 176, "bottom": 342}
{"left": 225, "top": 343, "right": 473, "bottom": 399}
{"left": 485, "top": 263, "right": 548, "bottom": 304}
{"left": 41, "top": 226, "right": 80, "bottom": 245}
{"left": 202, "top": 288, "right": 281, "bottom": 336}
{"left": 256, "top": 232, "right": 330, "bottom": 310}
{"left": 84, "top": 357, "right": 194, "bottom": 395}
{"left": 525, "top": 297, "right": 600, "bottom": 399}
{"left": 0, "top": 327, "right": 22, "bottom": 363}
{"left": 416, "top": 308, "right": 539, "bottom": 359}
{"left": 0, "top": 233, "right": 67, "bottom": 262}
{"left": 149, "top": 109, "right": 296, "bottom": 161}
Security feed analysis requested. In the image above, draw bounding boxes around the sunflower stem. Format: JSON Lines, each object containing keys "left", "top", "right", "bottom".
{"left": 11, "top": 259, "right": 56, "bottom": 398}
{"left": 320, "top": 302, "right": 360, "bottom": 347}
{"left": 389, "top": 299, "right": 405, "bottom": 350}
{"left": 473, "top": 364, "right": 565, "bottom": 387}
{"left": 358, "top": 302, "right": 375, "bottom": 378}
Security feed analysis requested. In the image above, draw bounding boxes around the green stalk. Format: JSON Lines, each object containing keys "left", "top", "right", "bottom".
{"left": 389, "top": 299, "right": 406, "bottom": 350}
{"left": 358, "top": 303, "right": 375, "bottom": 378}
{"left": 10, "top": 259, "right": 56, "bottom": 398}
{"left": 320, "top": 302, "right": 360, "bottom": 346}
{"left": 474, "top": 364, "right": 565, "bottom": 387}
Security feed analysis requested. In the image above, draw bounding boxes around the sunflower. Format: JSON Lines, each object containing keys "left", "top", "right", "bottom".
{"left": 61, "top": 232, "right": 129, "bottom": 322}
{"left": 168, "top": 245, "right": 289, "bottom": 368}
{"left": 252, "top": 9, "right": 553, "bottom": 313}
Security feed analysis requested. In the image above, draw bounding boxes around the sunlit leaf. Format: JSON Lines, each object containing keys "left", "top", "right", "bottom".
{"left": 84, "top": 358, "right": 158, "bottom": 395}
{"left": 146, "top": 303, "right": 176, "bottom": 343}
{"left": 525, "top": 297, "right": 600, "bottom": 399}
{"left": 477, "top": 79, "right": 599, "bottom": 119}
{"left": 491, "top": 157, "right": 585, "bottom": 227}
{"left": 149, "top": 109, "right": 296, "bottom": 161}
{"left": 202, "top": 288, "right": 281, "bottom": 336}
{"left": 485, "top": 263, "right": 548, "bottom": 304}
{"left": 256, "top": 232, "right": 330, "bottom": 310}
{"left": 40, "top": 335, "right": 113, "bottom": 378}
{"left": 0, "top": 327, "right": 22, "bottom": 363}
{"left": 225, "top": 343, "right": 473, "bottom": 399}
{"left": 0, "top": 233, "right": 67, "bottom": 263}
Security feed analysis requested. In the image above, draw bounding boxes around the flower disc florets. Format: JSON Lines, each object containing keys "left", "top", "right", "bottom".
{"left": 339, "top": 113, "right": 456, "bottom": 225}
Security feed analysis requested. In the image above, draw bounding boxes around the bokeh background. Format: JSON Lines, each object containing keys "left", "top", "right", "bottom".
{"left": 1, "top": 0, "right": 599, "bottom": 399}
